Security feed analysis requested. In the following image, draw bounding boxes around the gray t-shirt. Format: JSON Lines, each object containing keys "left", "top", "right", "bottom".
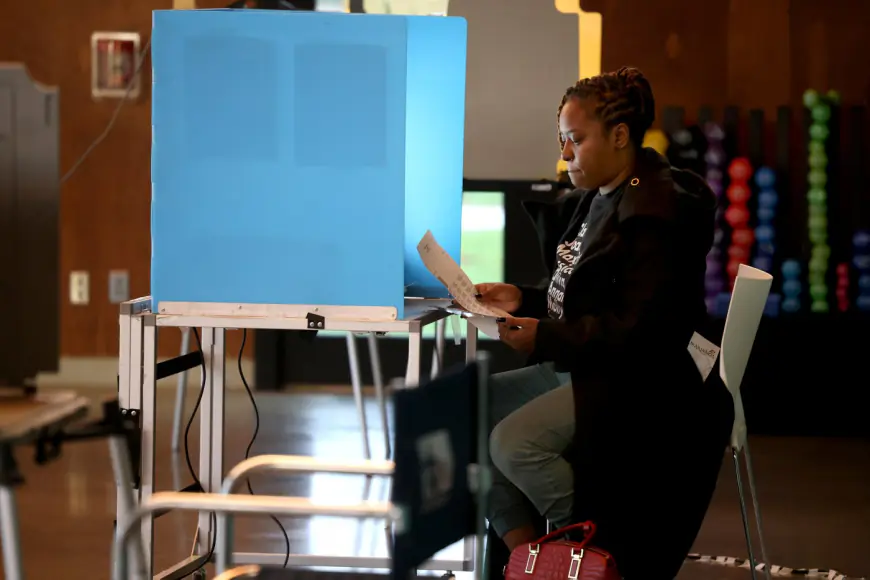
{"left": 546, "top": 190, "right": 618, "bottom": 319}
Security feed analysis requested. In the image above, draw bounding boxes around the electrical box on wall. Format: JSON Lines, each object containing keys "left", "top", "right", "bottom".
{"left": 90, "top": 32, "right": 142, "bottom": 99}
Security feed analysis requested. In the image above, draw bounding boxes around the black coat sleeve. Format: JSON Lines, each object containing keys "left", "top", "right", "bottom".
{"left": 532, "top": 217, "right": 675, "bottom": 365}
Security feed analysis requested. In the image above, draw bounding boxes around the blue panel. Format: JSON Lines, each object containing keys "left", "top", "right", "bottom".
{"left": 403, "top": 16, "right": 467, "bottom": 298}
{"left": 151, "top": 10, "right": 408, "bottom": 315}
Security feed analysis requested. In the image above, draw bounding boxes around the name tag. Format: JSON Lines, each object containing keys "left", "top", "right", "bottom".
{"left": 687, "top": 332, "right": 720, "bottom": 382}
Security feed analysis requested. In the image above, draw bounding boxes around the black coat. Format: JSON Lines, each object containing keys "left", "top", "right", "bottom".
{"left": 517, "top": 149, "right": 734, "bottom": 579}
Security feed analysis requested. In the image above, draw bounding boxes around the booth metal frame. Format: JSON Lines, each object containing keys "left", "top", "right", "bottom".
{"left": 117, "top": 296, "right": 480, "bottom": 579}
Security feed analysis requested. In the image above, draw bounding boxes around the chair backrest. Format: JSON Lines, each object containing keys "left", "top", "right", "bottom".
{"left": 720, "top": 264, "right": 773, "bottom": 450}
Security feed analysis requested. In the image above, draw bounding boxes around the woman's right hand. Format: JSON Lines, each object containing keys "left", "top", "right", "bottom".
{"left": 474, "top": 283, "right": 523, "bottom": 314}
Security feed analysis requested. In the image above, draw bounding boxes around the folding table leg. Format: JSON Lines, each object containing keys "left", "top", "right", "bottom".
{"left": 140, "top": 316, "right": 158, "bottom": 577}
{"left": 367, "top": 332, "right": 390, "bottom": 459}
{"left": 0, "top": 482, "right": 24, "bottom": 580}
{"left": 346, "top": 332, "right": 371, "bottom": 459}
{"left": 406, "top": 328, "right": 422, "bottom": 388}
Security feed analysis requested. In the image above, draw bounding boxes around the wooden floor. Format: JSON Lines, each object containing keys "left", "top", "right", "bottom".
{"left": 3, "top": 386, "right": 869, "bottom": 580}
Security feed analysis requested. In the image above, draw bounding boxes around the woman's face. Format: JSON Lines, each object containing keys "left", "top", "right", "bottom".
{"left": 559, "top": 97, "right": 623, "bottom": 190}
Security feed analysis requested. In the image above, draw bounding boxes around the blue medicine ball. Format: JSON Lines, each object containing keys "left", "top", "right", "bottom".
{"left": 757, "top": 207, "right": 775, "bottom": 222}
{"left": 755, "top": 225, "right": 775, "bottom": 244}
{"left": 782, "top": 279, "right": 802, "bottom": 297}
{"left": 754, "top": 166, "right": 776, "bottom": 189}
{"left": 782, "top": 259, "right": 801, "bottom": 278}
{"left": 753, "top": 256, "right": 772, "bottom": 272}
{"left": 853, "top": 230, "right": 870, "bottom": 249}
{"left": 757, "top": 190, "right": 778, "bottom": 208}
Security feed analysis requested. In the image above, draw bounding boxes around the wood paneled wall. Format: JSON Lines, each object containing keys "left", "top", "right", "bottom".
{"left": 0, "top": 0, "right": 246, "bottom": 359}
{"left": 583, "top": 0, "right": 870, "bottom": 121}
{"left": 1, "top": 0, "right": 869, "bottom": 358}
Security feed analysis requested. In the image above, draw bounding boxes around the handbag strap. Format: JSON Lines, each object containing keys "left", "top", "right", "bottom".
{"left": 532, "top": 521, "right": 597, "bottom": 547}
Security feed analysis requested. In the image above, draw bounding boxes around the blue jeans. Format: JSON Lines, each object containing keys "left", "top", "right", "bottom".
{"left": 487, "top": 363, "right": 575, "bottom": 538}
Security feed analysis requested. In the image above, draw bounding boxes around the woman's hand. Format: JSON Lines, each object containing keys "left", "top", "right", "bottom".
{"left": 475, "top": 283, "right": 523, "bottom": 314}
{"left": 497, "top": 317, "right": 539, "bottom": 353}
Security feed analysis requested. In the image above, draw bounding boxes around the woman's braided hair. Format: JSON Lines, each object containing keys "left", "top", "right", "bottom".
{"left": 557, "top": 66, "right": 655, "bottom": 150}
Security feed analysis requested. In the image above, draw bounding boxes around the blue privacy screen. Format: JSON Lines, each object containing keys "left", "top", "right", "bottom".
{"left": 150, "top": 10, "right": 467, "bottom": 318}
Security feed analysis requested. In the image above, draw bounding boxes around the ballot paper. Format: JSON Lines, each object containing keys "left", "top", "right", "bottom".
{"left": 466, "top": 316, "right": 502, "bottom": 340}
{"left": 417, "top": 230, "right": 510, "bottom": 326}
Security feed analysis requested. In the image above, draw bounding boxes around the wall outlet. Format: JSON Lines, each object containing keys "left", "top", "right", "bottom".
{"left": 70, "top": 271, "right": 89, "bottom": 305}
{"left": 108, "top": 270, "right": 130, "bottom": 304}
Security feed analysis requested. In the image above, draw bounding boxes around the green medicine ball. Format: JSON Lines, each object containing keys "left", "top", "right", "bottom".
{"left": 803, "top": 89, "right": 820, "bottom": 108}
{"left": 809, "top": 274, "right": 827, "bottom": 289}
{"left": 808, "top": 140, "right": 825, "bottom": 156}
{"left": 809, "top": 257, "right": 828, "bottom": 274}
{"left": 808, "top": 169, "right": 827, "bottom": 188}
{"left": 809, "top": 123, "right": 830, "bottom": 141}
{"left": 809, "top": 228, "right": 828, "bottom": 244}
{"left": 808, "top": 204, "right": 826, "bottom": 219}
{"left": 811, "top": 104, "right": 831, "bottom": 123}
{"left": 810, "top": 283, "right": 828, "bottom": 299}
{"left": 809, "top": 215, "right": 827, "bottom": 230}
{"left": 826, "top": 89, "right": 841, "bottom": 104}
{"left": 808, "top": 187, "right": 827, "bottom": 204}
{"left": 811, "top": 300, "right": 830, "bottom": 313}
{"left": 808, "top": 150, "right": 828, "bottom": 169}
{"left": 811, "top": 243, "right": 831, "bottom": 260}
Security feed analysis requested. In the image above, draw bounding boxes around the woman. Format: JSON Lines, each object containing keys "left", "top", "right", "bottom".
{"left": 478, "top": 67, "right": 733, "bottom": 578}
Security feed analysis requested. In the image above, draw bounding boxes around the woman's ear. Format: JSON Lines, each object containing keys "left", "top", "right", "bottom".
{"left": 612, "top": 123, "right": 631, "bottom": 149}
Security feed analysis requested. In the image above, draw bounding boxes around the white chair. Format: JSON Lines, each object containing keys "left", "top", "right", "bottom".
{"left": 720, "top": 264, "right": 774, "bottom": 580}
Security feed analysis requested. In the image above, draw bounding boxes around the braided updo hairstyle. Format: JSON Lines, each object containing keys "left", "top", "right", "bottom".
{"left": 557, "top": 66, "right": 655, "bottom": 150}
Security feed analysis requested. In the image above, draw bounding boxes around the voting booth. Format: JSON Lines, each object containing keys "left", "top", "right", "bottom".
{"left": 150, "top": 9, "right": 468, "bottom": 320}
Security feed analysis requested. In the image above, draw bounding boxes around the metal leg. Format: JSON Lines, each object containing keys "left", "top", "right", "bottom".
{"left": 109, "top": 433, "right": 146, "bottom": 575}
{"left": 0, "top": 484, "right": 24, "bottom": 580}
{"left": 431, "top": 318, "right": 446, "bottom": 378}
{"left": 141, "top": 316, "right": 158, "bottom": 577}
{"left": 116, "top": 310, "right": 134, "bottom": 546}
{"left": 466, "top": 323, "right": 478, "bottom": 363}
{"left": 171, "top": 327, "right": 191, "bottom": 453}
{"left": 406, "top": 327, "right": 422, "bottom": 388}
{"left": 118, "top": 312, "right": 132, "bottom": 411}
{"left": 346, "top": 332, "right": 372, "bottom": 460}
{"left": 367, "top": 332, "right": 390, "bottom": 459}
{"left": 198, "top": 328, "right": 216, "bottom": 555}
{"left": 732, "top": 448, "right": 758, "bottom": 580}
{"left": 743, "top": 440, "right": 771, "bottom": 580}
{"left": 210, "top": 328, "right": 227, "bottom": 567}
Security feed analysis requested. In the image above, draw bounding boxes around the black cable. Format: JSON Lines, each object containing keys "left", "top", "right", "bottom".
{"left": 238, "top": 329, "right": 291, "bottom": 567}
{"left": 184, "top": 328, "right": 216, "bottom": 574}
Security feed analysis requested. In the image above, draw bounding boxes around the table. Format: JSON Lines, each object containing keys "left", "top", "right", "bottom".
{"left": 0, "top": 391, "right": 89, "bottom": 580}
{"left": 117, "top": 297, "right": 479, "bottom": 579}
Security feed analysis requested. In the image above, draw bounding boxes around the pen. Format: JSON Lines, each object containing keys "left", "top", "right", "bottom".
{"left": 496, "top": 317, "right": 522, "bottom": 331}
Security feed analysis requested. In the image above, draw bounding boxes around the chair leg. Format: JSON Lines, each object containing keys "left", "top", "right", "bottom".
{"left": 431, "top": 318, "right": 446, "bottom": 378}
{"left": 367, "top": 332, "right": 391, "bottom": 459}
{"left": 732, "top": 448, "right": 759, "bottom": 580}
{"left": 346, "top": 332, "right": 371, "bottom": 459}
{"left": 171, "top": 327, "right": 191, "bottom": 453}
{"left": 742, "top": 440, "right": 772, "bottom": 580}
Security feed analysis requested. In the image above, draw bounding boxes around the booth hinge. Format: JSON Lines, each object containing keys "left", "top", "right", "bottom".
{"left": 306, "top": 313, "right": 325, "bottom": 330}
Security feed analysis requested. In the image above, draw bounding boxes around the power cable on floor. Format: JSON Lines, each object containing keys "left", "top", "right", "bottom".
{"left": 686, "top": 553, "right": 866, "bottom": 580}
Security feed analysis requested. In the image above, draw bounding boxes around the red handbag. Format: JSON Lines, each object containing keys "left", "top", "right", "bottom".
{"left": 504, "top": 522, "right": 620, "bottom": 580}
